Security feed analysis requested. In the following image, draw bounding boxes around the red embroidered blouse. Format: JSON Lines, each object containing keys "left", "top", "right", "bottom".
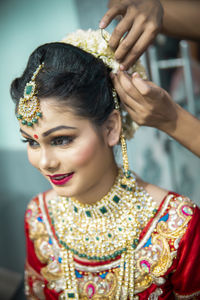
{"left": 24, "top": 192, "right": 200, "bottom": 299}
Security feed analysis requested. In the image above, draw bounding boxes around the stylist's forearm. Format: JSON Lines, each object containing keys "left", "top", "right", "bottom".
{"left": 160, "top": 0, "right": 200, "bottom": 41}
{"left": 160, "top": 104, "right": 200, "bottom": 157}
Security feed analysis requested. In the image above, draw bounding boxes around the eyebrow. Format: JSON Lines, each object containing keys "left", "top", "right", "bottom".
{"left": 20, "top": 125, "right": 77, "bottom": 138}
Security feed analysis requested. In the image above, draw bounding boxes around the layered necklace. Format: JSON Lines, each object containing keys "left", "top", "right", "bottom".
{"left": 48, "top": 168, "right": 158, "bottom": 300}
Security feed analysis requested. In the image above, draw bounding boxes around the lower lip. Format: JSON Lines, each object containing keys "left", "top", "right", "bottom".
{"left": 49, "top": 173, "right": 74, "bottom": 186}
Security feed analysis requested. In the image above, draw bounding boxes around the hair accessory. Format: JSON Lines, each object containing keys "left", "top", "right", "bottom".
{"left": 62, "top": 29, "right": 146, "bottom": 140}
{"left": 62, "top": 29, "right": 147, "bottom": 77}
{"left": 17, "top": 63, "right": 44, "bottom": 127}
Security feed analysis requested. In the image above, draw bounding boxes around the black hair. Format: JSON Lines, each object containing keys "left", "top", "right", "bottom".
{"left": 10, "top": 42, "right": 115, "bottom": 127}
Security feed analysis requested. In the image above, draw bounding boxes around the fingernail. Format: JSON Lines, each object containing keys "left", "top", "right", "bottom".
{"left": 110, "top": 72, "right": 114, "bottom": 79}
{"left": 120, "top": 64, "right": 125, "bottom": 71}
{"left": 99, "top": 20, "right": 105, "bottom": 28}
{"left": 123, "top": 70, "right": 129, "bottom": 76}
{"left": 132, "top": 72, "right": 140, "bottom": 78}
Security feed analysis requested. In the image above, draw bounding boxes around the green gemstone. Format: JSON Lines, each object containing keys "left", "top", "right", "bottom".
{"left": 113, "top": 195, "right": 120, "bottom": 204}
{"left": 17, "top": 114, "right": 22, "bottom": 120}
{"left": 22, "top": 120, "right": 27, "bottom": 125}
{"left": 132, "top": 244, "right": 137, "bottom": 249}
{"left": 85, "top": 210, "right": 92, "bottom": 217}
{"left": 99, "top": 206, "right": 108, "bottom": 214}
{"left": 126, "top": 170, "right": 131, "bottom": 178}
{"left": 25, "top": 85, "right": 33, "bottom": 95}
{"left": 120, "top": 184, "right": 127, "bottom": 189}
{"left": 153, "top": 209, "right": 158, "bottom": 214}
{"left": 108, "top": 233, "right": 112, "bottom": 238}
{"left": 127, "top": 187, "right": 132, "bottom": 191}
{"left": 134, "top": 238, "right": 139, "bottom": 244}
{"left": 96, "top": 237, "right": 100, "bottom": 241}
{"left": 137, "top": 205, "right": 141, "bottom": 210}
{"left": 36, "top": 112, "right": 42, "bottom": 117}
{"left": 27, "top": 122, "right": 33, "bottom": 127}
{"left": 128, "top": 217, "right": 132, "bottom": 221}
{"left": 67, "top": 293, "right": 75, "bottom": 298}
{"left": 118, "top": 227, "right": 122, "bottom": 231}
{"left": 74, "top": 206, "right": 78, "bottom": 213}
{"left": 32, "top": 118, "right": 38, "bottom": 123}
{"left": 85, "top": 237, "right": 89, "bottom": 241}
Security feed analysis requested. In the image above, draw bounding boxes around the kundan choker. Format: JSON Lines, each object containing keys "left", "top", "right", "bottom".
{"left": 47, "top": 168, "right": 158, "bottom": 300}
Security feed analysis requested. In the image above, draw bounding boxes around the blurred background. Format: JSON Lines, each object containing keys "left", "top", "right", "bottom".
{"left": 0, "top": 0, "right": 200, "bottom": 299}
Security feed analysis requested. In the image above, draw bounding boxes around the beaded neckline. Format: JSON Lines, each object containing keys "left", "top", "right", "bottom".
{"left": 47, "top": 168, "right": 158, "bottom": 262}
{"left": 47, "top": 168, "right": 158, "bottom": 300}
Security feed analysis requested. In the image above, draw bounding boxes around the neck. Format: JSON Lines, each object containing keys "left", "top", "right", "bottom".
{"left": 74, "top": 161, "right": 119, "bottom": 205}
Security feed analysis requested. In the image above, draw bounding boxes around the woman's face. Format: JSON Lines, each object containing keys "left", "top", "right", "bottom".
{"left": 19, "top": 98, "right": 118, "bottom": 202}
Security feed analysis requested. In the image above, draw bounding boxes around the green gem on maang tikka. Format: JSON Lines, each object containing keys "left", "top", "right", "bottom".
{"left": 17, "top": 63, "right": 44, "bottom": 127}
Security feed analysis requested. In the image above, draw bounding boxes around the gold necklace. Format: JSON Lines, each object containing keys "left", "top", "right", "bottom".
{"left": 48, "top": 168, "right": 158, "bottom": 300}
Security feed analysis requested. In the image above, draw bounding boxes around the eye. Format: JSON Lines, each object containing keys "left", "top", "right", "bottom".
{"left": 51, "top": 136, "right": 74, "bottom": 146}
{"left": 21, "top": 138, "right": 39, "bottom": 148}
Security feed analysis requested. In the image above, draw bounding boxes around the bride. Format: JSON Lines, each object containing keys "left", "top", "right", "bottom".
{"left": 10, "top": 29, "right": 200, "bottom": 299}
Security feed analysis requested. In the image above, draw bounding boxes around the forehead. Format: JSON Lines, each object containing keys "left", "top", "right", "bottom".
{"left": 19, "top": 97, "right": 91, "bottom": 135}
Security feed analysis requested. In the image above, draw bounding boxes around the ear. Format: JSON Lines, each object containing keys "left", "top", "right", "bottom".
{"left": 103, "top": 110, "right": 121, "bottom": 147}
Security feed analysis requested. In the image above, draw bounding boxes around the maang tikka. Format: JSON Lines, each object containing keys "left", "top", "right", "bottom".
{"left": 17, "top": 62, "right": 44, "bottom": 127}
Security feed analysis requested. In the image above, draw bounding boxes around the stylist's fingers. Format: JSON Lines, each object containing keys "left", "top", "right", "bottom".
{"left": 120, "top": 27, "right": 156, "bottom": 70}
{"left": 114, "top": 17, "right": 144, "bottom": 62}
{"left": 116, "top": 71, "right": 144, "bottom": 103}
{"left": 131, "top": 72, "right": 165, "bottom": 100}
{"left": 109, "top": 13, "right": 135, "bottom": 51}
{"left": 99, "top": 4, "right": 125, "bottom": 29}
{"left": 111, "top": 72, "right": 142, "bottom": 111}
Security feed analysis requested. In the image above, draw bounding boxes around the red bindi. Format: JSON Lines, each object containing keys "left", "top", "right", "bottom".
{"left": 34, "top": 134, "right": 39, "bottom": 139}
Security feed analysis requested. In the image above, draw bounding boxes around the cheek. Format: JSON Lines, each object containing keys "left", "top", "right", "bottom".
{"left": 27, "top": 149, "right": 39, "bottom": 169}
{"left": 72, "top": 137, "right": 103, "bottom": 167}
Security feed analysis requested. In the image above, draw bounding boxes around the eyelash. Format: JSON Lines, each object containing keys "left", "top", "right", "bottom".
{"left": 21, "top": 136, "right": 74, "bottom": 148}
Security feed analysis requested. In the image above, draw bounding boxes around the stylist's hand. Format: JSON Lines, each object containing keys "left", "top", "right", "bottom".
{"left": 111, "top": 71, "right": 178, "bottom": 132}
{"left": 100, "top": 0, "right": 163, "bottom": 70}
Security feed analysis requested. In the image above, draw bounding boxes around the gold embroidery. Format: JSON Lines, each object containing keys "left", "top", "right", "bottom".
{"left": 34, "top": 236, "right": 54, "bottom": 263}
{"left": 41, "top": 259, "right": 63, "bottom": 281}
{"left": 78, "top": 270, "right": 118, "bottom": 299}
{"left": 151, "top": 234, "right": 172, "bottom": 276}
{"left": 26, "top": 194, "right": 195, "bottom": 297}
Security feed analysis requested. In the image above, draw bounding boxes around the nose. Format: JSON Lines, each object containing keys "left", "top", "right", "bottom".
{"left": 39, "top": 147, "right": 59, "bottom": 172}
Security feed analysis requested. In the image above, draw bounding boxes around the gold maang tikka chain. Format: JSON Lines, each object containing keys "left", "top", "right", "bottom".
{"left": 17, "top": 63, "right": 44, "bottom": 127}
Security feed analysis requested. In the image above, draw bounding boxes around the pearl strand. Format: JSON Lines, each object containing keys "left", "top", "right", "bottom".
{"left": 129, "top": 246, "right": 135, "bottom": 300}
{"left": 123, "top": 250, "right": 130, "bottom": 299}
{"left": 60, "top": 250, "right": 79, "bottom": 300}
{"left": 115, "top": 252, "right": 125, "bottom": 300}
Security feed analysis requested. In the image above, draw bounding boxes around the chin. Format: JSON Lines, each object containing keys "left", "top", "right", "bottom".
{"left": 52, "top": 185, "right": 79, "bottom": 198}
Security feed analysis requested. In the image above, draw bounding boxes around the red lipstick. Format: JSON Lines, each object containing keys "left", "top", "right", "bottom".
{"left": 48, "top": 172, "right": 74, "bottom": 185}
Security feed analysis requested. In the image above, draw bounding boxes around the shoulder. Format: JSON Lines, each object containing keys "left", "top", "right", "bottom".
{"left": 25, "top": 189, "right": 55, "bottom": 225}
{"left": 135, "top": 177, "right": 169, "bottom": 208}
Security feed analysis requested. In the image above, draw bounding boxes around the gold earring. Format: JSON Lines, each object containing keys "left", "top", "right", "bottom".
{"left": 112, "top": 89, "right": 131, "bottom": 188}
